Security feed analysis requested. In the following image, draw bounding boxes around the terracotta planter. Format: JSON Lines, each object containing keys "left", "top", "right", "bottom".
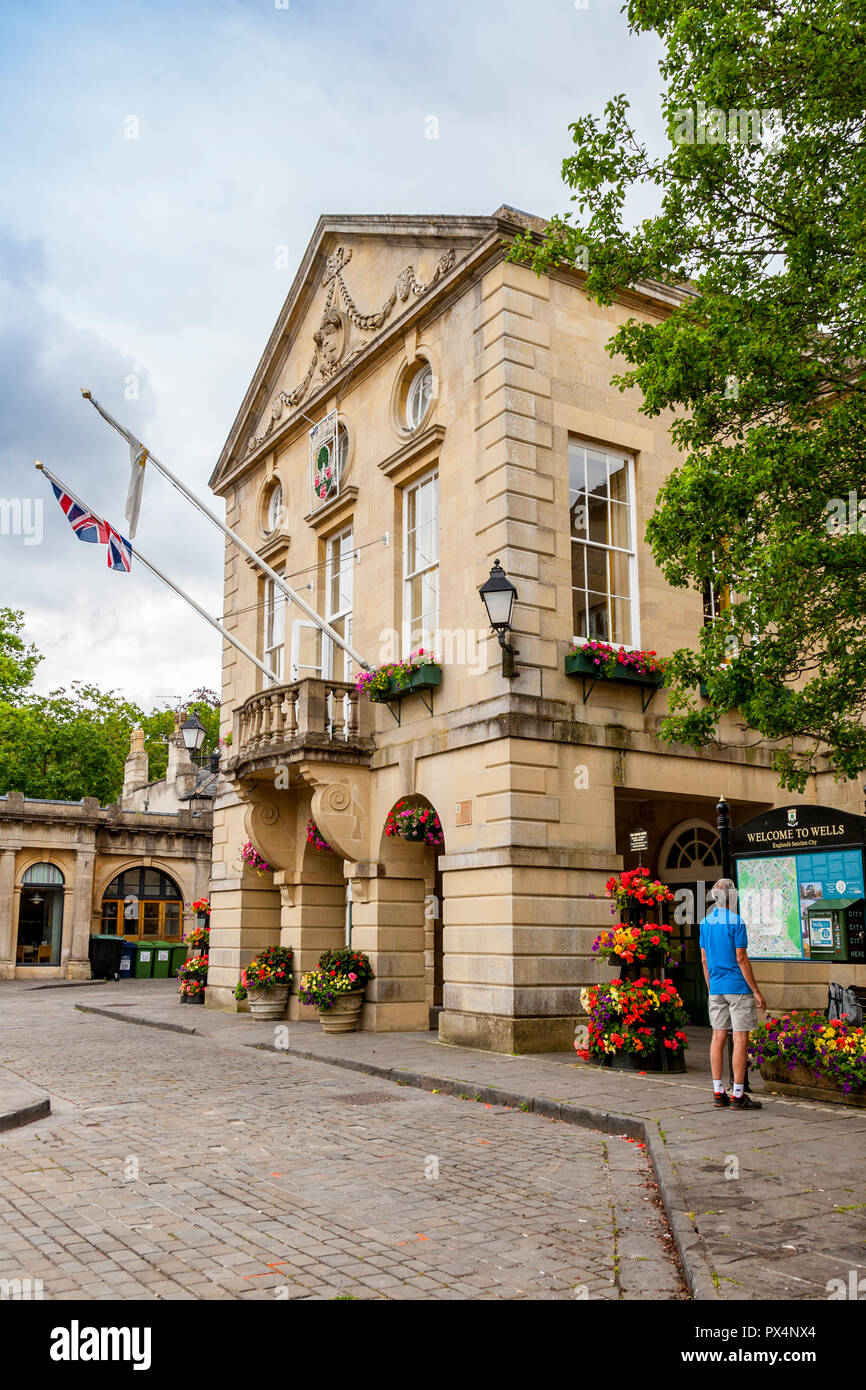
{"left": 317, "top": 988, "right": 365, "bottom": 1034}
{"left": 246, "top": 983, "right": 290, "bottom": 1020}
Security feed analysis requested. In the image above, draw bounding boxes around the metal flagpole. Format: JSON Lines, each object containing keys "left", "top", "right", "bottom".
{"left": 35, "top": 461, "right": 280, "bottom": 687}
{"left": 80, "top": 390, "right": 371, "bottom": 671}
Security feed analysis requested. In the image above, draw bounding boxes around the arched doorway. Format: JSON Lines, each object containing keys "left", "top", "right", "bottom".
{"left": 17, "top": 862, "right": 64, "bottom": 965}
{"left": 101, "top": 867, "right": 185, "bottom": 940}
{"left": 659, "top": 819, "right": 722, "bottom": 1027}
{"left": 378, "top": 795, "right": 445, "bottom": 1031}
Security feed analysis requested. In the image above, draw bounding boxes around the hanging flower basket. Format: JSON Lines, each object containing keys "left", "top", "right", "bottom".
{"left": 178, "top": 953, "right": 208, "bottom": 1003}
{"left": 184, "top": 923, "right": 210, "bottom": 953}
{"left": 240, "top": 841, "right": 271, "bottom": 875}
{"left": 385, "top": 799, "right": 444, "bottom": 847}
{"left": 356, "top": 650, "right": 442, "bottom": 702}
{"left": 306, "top": 818, "right": 333, "bottom": 852}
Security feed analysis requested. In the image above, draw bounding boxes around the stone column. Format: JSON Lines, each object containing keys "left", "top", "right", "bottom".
{"left": 280, "top": 868, "right": 345, "bottom": 1022}
{"left": 65, "top": 848, "right": 95, "bottom": 980}
{"left": 350, "top": 869, "right": 428, "bottom": 1032}
{"left": 206, "top": 871, "right": 281, "bottom": 1011}
{"left": 0, "top": 849, "right": 17, "bottom": 979}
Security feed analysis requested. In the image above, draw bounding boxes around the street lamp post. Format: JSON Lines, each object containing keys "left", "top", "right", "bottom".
{"left": 181, "top": 714, "right": 207, "bottom": 765}
{"left": 479, "top": 559, "right": 519, "bottom": 679}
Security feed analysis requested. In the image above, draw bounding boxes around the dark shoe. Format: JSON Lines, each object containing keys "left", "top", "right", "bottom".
{"left": 714, "top": 1090, "right": 730, "bottom": 1107}
{"left": 731, "top": 1093, "right": 762, "bottom": 1110}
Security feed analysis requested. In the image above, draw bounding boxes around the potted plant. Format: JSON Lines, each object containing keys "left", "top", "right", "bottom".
{"left": 298, "top": 947, "right": 375, "bottom": 1034}
{"left": 306, "top": 818, "right": 333, "bottom": 852}
{"left": 190, "top": 897, "right": 210, "bottom": 927}
{"left": 750, "top": 1011, "right": 866, "bottom": 1103}
{"left": 234, "top": 946, "right": 293, "bottom": 1019}
{"left": 576, "top": 977, "right": 689, "bottom": 1072}
{"left": 385, "top": 799, "right": 444, "bottom": 847}
{"left": 240, "top": 841, "right": 271, "bottom": 875}
{"left": 178, "top": 952, "right": 208, "bottom": 1005}
{"left": 356, "top": 649, "right": 442, "bottom": 703}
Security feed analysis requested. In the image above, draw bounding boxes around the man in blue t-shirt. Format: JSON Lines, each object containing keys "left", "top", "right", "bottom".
{"left": 699, "top": 879, "right": 766, "bottom": 1110}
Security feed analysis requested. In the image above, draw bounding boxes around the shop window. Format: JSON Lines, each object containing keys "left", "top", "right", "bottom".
{"left": 100, "top": 867, "right": 184, "bottom": 941}
{"left": 17, "top": 862, "right": 64, "bottom": 965}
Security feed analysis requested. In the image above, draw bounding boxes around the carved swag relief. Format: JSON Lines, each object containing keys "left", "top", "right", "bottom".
{"left": 247, "top": 246, "right": 455, "bottom": 454}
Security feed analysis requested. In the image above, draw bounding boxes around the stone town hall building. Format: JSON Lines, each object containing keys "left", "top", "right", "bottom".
{"left": 206, "top": 207, "right": 861, "bottom": 1050}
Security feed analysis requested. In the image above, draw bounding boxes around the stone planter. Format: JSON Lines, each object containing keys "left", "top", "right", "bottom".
{"left": 317, "top": 988, "right": 365, "bottom": 1034}
{"left": 759, "top": 1058, "right": 866, "bottom": 1105}
{"left": 246, "top": 983, "right": 290, "bottom": 1020}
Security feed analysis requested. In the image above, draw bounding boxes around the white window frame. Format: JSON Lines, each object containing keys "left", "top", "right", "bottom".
{"left": 324, "top": 526, "right": 355, "bottom": 683}
{"left": 402, "top": 469, "right": 439, "bottom": 656}
{"left": 406, "top": 363, "right": 433, "bottom": 431}
{"left": 568, "top": 440, "right": 640, "bottom": 650}
{"left": 289, "top": 620, "right": 324, "bottom": 682}
{"left": 263, "top": 575, "right": 286, "bottom": 683}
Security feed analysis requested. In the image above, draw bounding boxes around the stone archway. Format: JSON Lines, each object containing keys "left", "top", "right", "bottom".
{"left": 659, "top": 818, "right": 721, "bottom": 1026}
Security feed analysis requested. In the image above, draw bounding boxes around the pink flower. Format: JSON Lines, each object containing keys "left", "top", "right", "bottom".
{"left": 348, "top": 972, "right": 357, "bottom": 982}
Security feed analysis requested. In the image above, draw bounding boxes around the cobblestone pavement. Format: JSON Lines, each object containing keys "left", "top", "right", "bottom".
{"left": 0, "top": 985, "right": 684, "bottom": 1301}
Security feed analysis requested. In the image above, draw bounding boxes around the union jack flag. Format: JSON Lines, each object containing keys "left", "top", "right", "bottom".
{"left": 50, "top": 482, "right": 132, "bottom": 572}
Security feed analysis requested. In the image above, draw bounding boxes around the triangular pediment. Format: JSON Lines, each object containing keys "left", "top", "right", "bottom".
{"left": 210, "top": 210, "right": 518, "bottom": 491}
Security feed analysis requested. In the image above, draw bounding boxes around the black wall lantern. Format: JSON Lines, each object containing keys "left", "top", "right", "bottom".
{"left": 479, "top": 558, "right": 519, "bottom": 679}
{"left": 181, "top": 714, "right": 207, "bottom": 756}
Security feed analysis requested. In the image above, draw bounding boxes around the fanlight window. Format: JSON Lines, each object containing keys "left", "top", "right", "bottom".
{"left": 22, "top": 862, "right": 64, "bottom": 886}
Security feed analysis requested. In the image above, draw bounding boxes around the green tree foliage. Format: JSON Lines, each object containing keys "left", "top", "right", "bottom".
{"left": 0, "top": 613, "right": 220, "bottom": 802}
{"left": 512, "top": 0, "right": 866, "bottom": 790}
{"left": 0, "top": 608, "right": 41, "bottom": 700}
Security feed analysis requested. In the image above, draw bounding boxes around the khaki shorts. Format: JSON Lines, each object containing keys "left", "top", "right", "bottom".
{"left": 709, "top": 993, "right": 758, "bottom": 1032}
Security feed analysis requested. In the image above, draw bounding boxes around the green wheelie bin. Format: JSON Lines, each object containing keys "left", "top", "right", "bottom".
{"left": 152, "top": 943, "right": 173, "bottom": 979}
{"left": 169, "top": 944, "right": 189, "bottom": 978}
{"left": 133, "top": 940, "right": 156, "bottom": 978}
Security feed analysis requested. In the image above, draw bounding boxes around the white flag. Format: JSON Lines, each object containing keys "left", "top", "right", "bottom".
{"left": 126, "top": 440, "right": 147, "bottom": 537}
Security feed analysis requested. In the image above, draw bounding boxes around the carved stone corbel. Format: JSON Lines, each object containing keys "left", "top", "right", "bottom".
{"left": 238, "top": 782, "right": 299, "bottom": 877}
{"left": 303, "top": 766, "right": 372, "bottom": 864}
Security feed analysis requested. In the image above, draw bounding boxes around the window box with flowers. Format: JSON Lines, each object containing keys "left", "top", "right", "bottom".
{"left": 298, "top": 948, "right": 375, "bottom": 1034}
{"left": 178, "top": 953, "right": 208, "bottom": 1005}
{"left": 234, "top": 946, "right": 294, "bottom": 1019}
{"left": 356, "top": 651, "right": 441, "bottom": 721}
{"left": 750, "top": 1011, "right": 866, "bottom": 1106}
{"left": 565, "top": 641, "right": 667, "bottom": 712}
{"left": 385, "top": 799, "right": 444, "bottom": 848}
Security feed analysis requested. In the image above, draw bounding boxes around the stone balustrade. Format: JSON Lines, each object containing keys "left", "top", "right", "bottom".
{"left": 232, "top": 679, "right": 366, "bottom": 764}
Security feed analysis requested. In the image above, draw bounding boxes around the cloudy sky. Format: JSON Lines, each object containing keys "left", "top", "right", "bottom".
{"left": 0, "top": 0, "right": 664, "bottom": 710}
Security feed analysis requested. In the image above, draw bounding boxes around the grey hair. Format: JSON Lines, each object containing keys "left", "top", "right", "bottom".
{"left": 711, "top": 878, "right": 738, "bottom": 908}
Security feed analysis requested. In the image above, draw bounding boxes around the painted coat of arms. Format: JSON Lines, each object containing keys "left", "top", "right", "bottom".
{"left": 310, "top": 411, "right": 339, "bottom": 506}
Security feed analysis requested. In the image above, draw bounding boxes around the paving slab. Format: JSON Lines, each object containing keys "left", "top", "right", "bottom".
{"left": 9, "top": 976, "right": 864, "bottom": 1300}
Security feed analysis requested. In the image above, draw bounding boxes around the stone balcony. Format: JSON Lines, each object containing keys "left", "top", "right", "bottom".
{"left": 227, "top": 678, "right": 375, "bottom": 780}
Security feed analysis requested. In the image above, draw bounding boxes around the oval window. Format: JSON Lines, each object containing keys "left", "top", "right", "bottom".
{"left": 267, "top": 481, "right": 283, "bottom": 533}
{"left": 405, "top": 363, "right": 433, "bottom": 431}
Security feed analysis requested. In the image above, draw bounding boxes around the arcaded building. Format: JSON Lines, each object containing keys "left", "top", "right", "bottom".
{"left": 205, "top": 207, "right": 862, "bottom": 1048}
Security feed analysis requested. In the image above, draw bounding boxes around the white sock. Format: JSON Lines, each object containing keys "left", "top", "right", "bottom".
{"left": 713, "top": 1079, "right": 725, "bottom": 1094}
{"left": 733, "top": 1083, "right": 744, "bottom": 1098}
